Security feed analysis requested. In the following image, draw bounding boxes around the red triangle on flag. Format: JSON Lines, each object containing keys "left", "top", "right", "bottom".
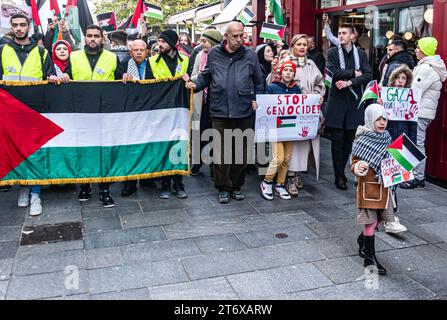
{"left": 387, "top": 134, "right": 404, "bottom": 150}
{"left": 276, "top": 117, "right": 283, "bottom": 127}
{"left": 370, "top": 81, "right": 379, "bottom": 96}
{"left": 277, "top": 27, "right": 286, "bottom": 40}
{"left": 0, "top": 89, "right": 64, "bottom": 179}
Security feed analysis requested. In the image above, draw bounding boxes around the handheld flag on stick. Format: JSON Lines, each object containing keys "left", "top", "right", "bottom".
{"left": 143, "top": 3, "right": 163, "bottom": 20}
{"left": 238, "top": 7, "right": 255, "bottom": 26}
{"left": 387, "top": 133, "right": 426, "bottom": 172}
{"left": 358, "top": 80, "right": 380, "bottom": 108}
{"left": 260, "top": 22, "right": 285, "bottom": 41}
{"left": 30, "top": 0, "right": 42, "bottom": 27}
{"left": 269, "top": 0, "right": 284, "bottom": 25}
{"left": 97, "top": 12, "right": 117, "bottom": 32}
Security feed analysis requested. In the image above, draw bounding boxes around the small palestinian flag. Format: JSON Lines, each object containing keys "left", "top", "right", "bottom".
{"left": 387, "top": 133, "right": 426, "bottom": 172}
{"left": 324, "top": 68, "right": 333, "bottom": 88}
{"left": 143, "top": 3, "right": 163, "bottom": 20}
{"left": 97, "top": 12, "right": 117, "bottom": 32}
{"left": 276, "top": 116, "right": 296, "bottom": 128}
{"left": 359, "top": 80, "right": 380, "bottom": 106}
{"left": 260, "top": 22, "right": 285, "bottom": 41}
{"left": 238, "top": 7, "right": 255, "bottom": 26}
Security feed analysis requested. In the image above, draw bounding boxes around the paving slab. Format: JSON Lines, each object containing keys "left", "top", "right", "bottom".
{"left": 0, "top": 241, "right": 18, "bottom": 260}
{"left": 0, "top": 259, "right": 13, "bottom": 281}
{"left": 90, "top": 288, "right": 150, "bottom": 300}
{"left": 121, "top": 209, "right": 189, "bottom": 229}
{"left": 314, "top": 257, "right": 366, "bottom": 284}
{"left": 149, "top": 277, "right": 238, "bottom": 300}
{"left": 406, "top": 266, "right": 447, "bottom": 296}
{"left": 86, "top": 247, "right": 123, "bottom": 269}
{"left": 192, "top": 234, "right": 247, "bottom": 255}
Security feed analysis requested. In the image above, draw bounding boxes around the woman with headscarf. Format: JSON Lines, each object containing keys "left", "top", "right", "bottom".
{"left": 52, "top": 40, "right": 72, "bottom": 81}
{"left": 256, "top": 43, "right": 275, "bottom": 88}
{"left": 283, "top": 34, "right": 325, "bottom": 196}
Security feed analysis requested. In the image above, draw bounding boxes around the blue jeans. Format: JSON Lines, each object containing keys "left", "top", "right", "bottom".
{"left": 30, "top": 186, "right": 40, "bottom": 194}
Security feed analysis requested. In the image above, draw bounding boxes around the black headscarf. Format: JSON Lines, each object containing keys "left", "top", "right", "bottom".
{"left": 256, "top": 43, "right": 275, "bottom": 80}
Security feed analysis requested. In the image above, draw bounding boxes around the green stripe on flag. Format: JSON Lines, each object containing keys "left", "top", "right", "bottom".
{"left": 3, "top": 140, "right": 188, "bottom": 184}
{"left": 260, "top": 31, "right": 281, "bottom": 41}
{"left": 388, "top": 148, "right": 414, "bottom": 172}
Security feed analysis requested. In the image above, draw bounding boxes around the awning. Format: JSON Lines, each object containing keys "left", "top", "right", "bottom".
{"left": 212, "top": 0, "right": 250, "bottom": 25}
{"left": 195, "top": 3, "right": 222, "bottom": 22}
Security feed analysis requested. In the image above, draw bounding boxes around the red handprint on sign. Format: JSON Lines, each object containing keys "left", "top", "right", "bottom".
{"left": 404, "top": 104, "right": 418, "bottom": 120}
{"left": 298, "top": 126, "right": 309, "bottom": 138}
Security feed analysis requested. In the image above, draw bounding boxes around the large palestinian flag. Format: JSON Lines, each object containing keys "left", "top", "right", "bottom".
{"left": 0, "top": 78, "right": 191, "bottom": 185}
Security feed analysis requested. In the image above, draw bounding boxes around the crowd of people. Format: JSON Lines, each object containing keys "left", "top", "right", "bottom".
{"left": 1, "top": 13, "right": 447, "bottom": 276}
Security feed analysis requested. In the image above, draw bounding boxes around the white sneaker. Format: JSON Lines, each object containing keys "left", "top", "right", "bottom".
{"left": 274, "top": 184, "right": 291, "bottom": 200}
{"left": 29, "top": 194, "right": 42, "bottom": 216}
{"left": 260, "top": 180, "right": 273, "bottom": 200}
{"left": 17, "top": 187, "right": 30, "bottom": 207}
{"left": 384, "top": 216, "right": 407, "bottom": 233}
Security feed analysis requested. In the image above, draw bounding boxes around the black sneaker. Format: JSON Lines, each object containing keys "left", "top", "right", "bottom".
{"left": 99, "top": 191, "right": 115, "bottom": 208}
{"left": 159, "top": 182, "right": 172, "bottom": 199}
{"left": 190, "top": 164, "right": 201, "bottom": 176}
{"left": 231, "top": 190, "right": 245, "bottom": 201}
{"left": 218, "top": 191, "right": 230, "bottom": 204}
{"left": 173, "top": 182, "right": 188, "bottom": 199}
{"left": 139, "top": 179, "right": 156, "bottom": 188}
{"left": 78, "top": 186, "right": 92, "bottom": 202}
{"left": 121, "top": 184, "right": 137, "bottom": 197}
{"left": 400, "top": 179, "right": 425, "bottom": 190}
{"left": 0, "top": 185, "right": 12, "bottom": 192}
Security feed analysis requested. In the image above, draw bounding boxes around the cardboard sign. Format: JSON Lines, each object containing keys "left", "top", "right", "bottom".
{"left": 255, "top": 94, "right": 321, "bottom": 143}
{"left": 380, "top": 87, "right": 422, "bottom": 122}
{"left": 381, "top": 157, "right": 414, "bottom": 188}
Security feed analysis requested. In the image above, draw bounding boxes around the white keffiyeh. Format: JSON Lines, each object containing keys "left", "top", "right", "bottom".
{"left": 127, "top": 58, "right": 146, "bottom": 80}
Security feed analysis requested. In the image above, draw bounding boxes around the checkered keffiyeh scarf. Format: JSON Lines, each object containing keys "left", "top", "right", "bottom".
{"left": 127, "top": 58, "right": 145, "bottom": 80}
{"left": 351, "top": 131, "right": 392, "bottom": 179}
{"left": 338, "top": 44, "right": 360, "bottom": 100}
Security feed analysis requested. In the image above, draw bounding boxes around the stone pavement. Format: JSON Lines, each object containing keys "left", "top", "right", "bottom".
{"left": 1, "top": 139, "right": 447, "bottom": 300}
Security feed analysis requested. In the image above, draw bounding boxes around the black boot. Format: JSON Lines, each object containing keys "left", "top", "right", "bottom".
{"left": 357, "top": 233, "right": 365, "bottom": 258}
{"left": 364, "top": 235, "right": 387, "bottom": 275}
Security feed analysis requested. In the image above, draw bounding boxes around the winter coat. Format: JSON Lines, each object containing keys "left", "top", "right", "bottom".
{"left": 191, "top": 50, "right": 206, "bottom": 131}
{"left": 265, "top": 81, "right": 302, "bottom": 94}
{"left": 194, "top": 42, "right": 264, "bottom": 119}
{"left": 412, "top": 55, "right": 447, "bottom": 120}
{"left": 351, "top": 156, "right": 389, "bottom": 210}
{"left": 380, "top": 50, "right": 415, "bottom": 87}
{"left": 307, "top": 48, "right": 326, "bottom": 76}
{"left": 324, "top": 46, "right": 373, "bottom": 130}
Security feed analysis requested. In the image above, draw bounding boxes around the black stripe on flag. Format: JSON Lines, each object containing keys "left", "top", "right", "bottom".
{"left": 403, "top": 134, "right": 425, "bottom": 161}
{"left": 0, "top": 79, "right": 190, "bottom": 114}
{"left": 279, "top": 116, "right": 297, "bottom": 120}
{"left": 243, "top": 8, "right": 255, "bottom": 19}
{"left": 262, "top": 22, "right": 284, "bottom": 31}
{"left": 144, "top": 2, "right": 162, "bottom": 11}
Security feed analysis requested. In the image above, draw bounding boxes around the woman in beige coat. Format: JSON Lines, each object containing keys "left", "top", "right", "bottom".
{"left": 283, "top": 34, "right": 325, "bottom": 196}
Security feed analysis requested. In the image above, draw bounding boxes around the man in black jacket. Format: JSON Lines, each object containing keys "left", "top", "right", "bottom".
{"left": 186, "top": 21, "right": 264, "bottom": 204}
{"left": 109, "top": 30, "right": 131, "bottom": 67}
{"left": 307, "top": 36, "right": 325, "bottom": 76}
{"left": 324, "top": 24, "right": 372, "bottom": 190}
{"left": 380, "top": 40, "right": 414, "bottom": 87}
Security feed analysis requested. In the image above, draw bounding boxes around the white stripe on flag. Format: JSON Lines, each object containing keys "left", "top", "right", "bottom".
{"left": 42, "top": 108, "right": 190, "bottom": 148}
{"left": 401, "top": 145, "right": 422, "bottom": 169}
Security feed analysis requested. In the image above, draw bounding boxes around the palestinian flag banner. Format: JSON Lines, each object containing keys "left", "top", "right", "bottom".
{"left": 268, "top": 0, "right": 284, "bottom": 25}
{"left": 97, "top": 12, "right": 117, "bottom": 32}
{"left": 143, "top": 3, "right": 163, "bottom": 20}
{"left": 238, "top": 7, "right": 255, "bottom": 26}
{"left": 0, "top": 78, "right": 191, "bottom": 185}
{"left": 324, "top": 68, "right": 333, "bottom": 88}
{"left": 260, "top": 22, "right": 285, "bottom": 42}
{"left": 387, "top": 133, "right": 426, "bottom": 172}
{"left": 276, "top": 116, "right": 296, "bottom": 128}
{"left": 359, "top": 80, "right": 379, "bottom": 107}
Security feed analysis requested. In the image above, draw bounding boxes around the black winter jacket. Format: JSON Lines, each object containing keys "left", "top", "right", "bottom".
{"left": 193, "top": 42, "right": 264, "bottom": 119}
{"left": 324, "top": 46, "right": 372, "bottom": 130}
{"left": 382, "top": 50, "right": 415, "bottom": 87}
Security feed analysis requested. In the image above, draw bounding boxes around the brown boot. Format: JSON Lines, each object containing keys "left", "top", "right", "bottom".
{"left": 286, "top": 175, "right": 299, "bottom": 196}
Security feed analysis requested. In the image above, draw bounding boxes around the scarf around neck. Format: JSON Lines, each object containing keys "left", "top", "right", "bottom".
{"left": 127, "top": 58, "right": 146, "bottom": 80}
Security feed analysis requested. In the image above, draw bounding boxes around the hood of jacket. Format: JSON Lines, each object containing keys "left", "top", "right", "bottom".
{"left": 387, "top": 50, "right": 415, "bottom": 69}
{"left": 8, "top": 40, "right": 37, "bottom": 53}
{"left": 418, "top": 55, "right": 447, "bottom": 82}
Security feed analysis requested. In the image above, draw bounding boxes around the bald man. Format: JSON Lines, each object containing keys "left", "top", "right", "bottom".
{"left": 186, "top": 21, "right": 264, "bottom": 204}
{"left": 121, "top": 39, "right": 155, "bottom": 196}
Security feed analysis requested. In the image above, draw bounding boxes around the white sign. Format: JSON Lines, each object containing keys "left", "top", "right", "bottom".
{"left": 380, "top": 87, "right": 422, "bottom": 122}
{"left": 255, "top": 94, "right": 321, "bottom": 143}
{"left": 381, "top": 157, "right": 414, "bottom": 188}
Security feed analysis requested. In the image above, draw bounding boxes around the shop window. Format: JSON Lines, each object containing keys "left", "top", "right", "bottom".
{"left": 398, "top": 5, "right": 433, "bottom": 41}
{"left": 371, "top": 10, "right": 396, "bottom": 80}
{"left": 346, "top": 0, "right": 375, "bottom": 4}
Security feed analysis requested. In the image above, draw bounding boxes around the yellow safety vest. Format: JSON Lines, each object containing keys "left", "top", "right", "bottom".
{"left": 149, "top": 53, "right": 189, "bottom": 79}
{"left": 70, "top": 50, "right": 117, "bottom": 80}
{"left": 1, "top": 45, "right": 46, "bottom": 81}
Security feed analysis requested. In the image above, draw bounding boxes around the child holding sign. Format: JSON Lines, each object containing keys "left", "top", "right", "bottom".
{"left": 351, "top": 104, "right": 396, "bottom": 275}
{"left": 260, "top": 61, "right": 301, "bottom": 200}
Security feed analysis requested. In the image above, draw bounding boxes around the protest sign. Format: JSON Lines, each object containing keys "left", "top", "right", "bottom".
{"left": 380, "top": 87, "right": 422, "bottom": 122}
{"left": 255, "top": 94, "right": 321, "bottom": 143}
{"left": 381, "top": 157, "right": 414, "bottom": 188}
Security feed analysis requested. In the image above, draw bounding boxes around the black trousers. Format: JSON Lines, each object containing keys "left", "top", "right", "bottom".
{"left": 211, "top": 116, "right": 252, "bottom": 192}
{"left": 327, "top": 127, "right": 356, "bottom": 180}
{"left": 81, "top": 183, "right": 110, "bottom": 191}
{"left": 161, "top": 175, "right": 183, "bottom": 186}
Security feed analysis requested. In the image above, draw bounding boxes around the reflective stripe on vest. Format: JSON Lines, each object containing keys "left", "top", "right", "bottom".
{"left": 1, "top": 45, "right": 44, "bottom": 81}
{"left": 149, "top": 53, "right": 189, "bottom": 79}
{"left": 70, "top": 50, "right": 117, "bottom": 80}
